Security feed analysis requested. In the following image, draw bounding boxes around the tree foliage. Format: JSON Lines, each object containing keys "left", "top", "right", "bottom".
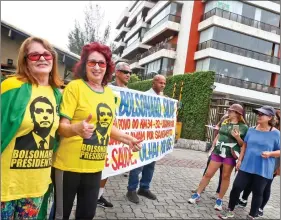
{"left": 129, "top": 74, "right": 141, "bottom": 84}
{"left": 128, "top": 71, "right": 216, "bottom": 140}
{"left": 68, "top": 2, "right": 113, "bottom": 55}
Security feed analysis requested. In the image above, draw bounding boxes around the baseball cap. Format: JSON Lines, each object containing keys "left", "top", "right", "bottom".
{"left": 253, "top": 106, "right": 276, "bottom": 116}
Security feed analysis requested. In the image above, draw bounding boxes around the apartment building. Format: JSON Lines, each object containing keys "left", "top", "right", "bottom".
{"left": 113, "top": 0, "right": 280, "bottom": 107}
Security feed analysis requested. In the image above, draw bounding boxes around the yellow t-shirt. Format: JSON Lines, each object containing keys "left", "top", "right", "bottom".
{"left": 1, "top": 83, "right": 60, "bottom": 201}
{"left": 53, "top": 79, "right": 116, "bottom": 173}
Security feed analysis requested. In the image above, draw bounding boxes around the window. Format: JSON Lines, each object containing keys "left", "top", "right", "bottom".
{"left": 209, "top": 58, "right": 272, "bottom": 86}
{"left": 260, "top": 10, "right": 279, "bottom": 27}
{"left": 150, "top": 2, "right": 181, "bottom": 27}
{"left": 242, "top": 4, "right": 256, "bottom": 20}
{"left": 274, "top": 44, "right": 279, "bottom": 57}
{"left": 145, "top": 59, "right": 161, "bottom": 75}
{"left": 127, "top": 32, "right": 139, "bottom": 46}
{"left": 161, "top": 58, "right": 175, "bottom": 76}
{"left": 200, "top": 27, "right": 274, "bottom": 55}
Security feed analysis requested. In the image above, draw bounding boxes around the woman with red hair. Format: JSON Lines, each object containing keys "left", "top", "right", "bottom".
{"left": 52, "top": 42, "right": 142, "bottom": 219}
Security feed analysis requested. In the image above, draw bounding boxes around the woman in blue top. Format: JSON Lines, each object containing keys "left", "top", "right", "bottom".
{"left": 220, "top": 106, "right": 280, "bottom": 220}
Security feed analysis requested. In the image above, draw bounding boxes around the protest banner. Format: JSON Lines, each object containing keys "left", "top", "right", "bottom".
{"left": 101, "top": 86, "right": 178, "bottom": 179}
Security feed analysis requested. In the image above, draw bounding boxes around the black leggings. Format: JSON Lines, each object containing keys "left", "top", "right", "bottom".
{"left": 242, "top": 175, "right": 275, "bottom": 210}
{"left": 53, "top": 168, "right": 101, "bottom": 220}
{"left": 228, "top": 170, "right": 269, "bottom": 217}
{"left": 203, "top": 155, "right": 223, "bottom": 193}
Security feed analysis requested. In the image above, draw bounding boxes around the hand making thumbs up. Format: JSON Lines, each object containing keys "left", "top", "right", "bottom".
{"left": 72, "top": 114, "right": 95, "bottom": 139}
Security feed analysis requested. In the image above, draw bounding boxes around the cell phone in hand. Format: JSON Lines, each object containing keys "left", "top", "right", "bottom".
{"left": 233, "top": 125, "right": 239, "bottom": 131}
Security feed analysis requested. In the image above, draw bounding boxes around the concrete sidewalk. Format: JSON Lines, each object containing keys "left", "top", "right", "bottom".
{"left": 54, "top": 149, "right": 280, "bottom": 219}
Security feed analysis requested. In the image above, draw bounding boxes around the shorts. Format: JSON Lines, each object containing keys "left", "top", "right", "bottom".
{"left": 211, "top": 153, "right": 236, "bottom": 166}
{"left": 1, "top": 196, "right": 43, "bottom": 220}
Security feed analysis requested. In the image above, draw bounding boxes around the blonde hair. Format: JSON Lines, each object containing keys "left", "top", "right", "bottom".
{"left": 16, "top": 37, "right": 63, "bottom": 88}
{"left": 222, "top": 115, "right": 247, "bottom": 125}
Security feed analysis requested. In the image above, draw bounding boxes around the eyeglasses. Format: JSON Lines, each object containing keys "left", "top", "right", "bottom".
{"left": 257, "top": 112, "right": 266, "bottom": 117}
{"left": 26, "top": 52, "right": 53, "bottom": 61}
{"left": 118, "top": 70, "right": 132, "bottom": 75}
{"left": 87, "top": 60, "right": 107, "bottom": 68}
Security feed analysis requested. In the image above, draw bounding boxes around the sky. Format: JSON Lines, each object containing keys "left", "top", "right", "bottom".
{"left": 1, "top": 1, "right": 129, "bottom": 52}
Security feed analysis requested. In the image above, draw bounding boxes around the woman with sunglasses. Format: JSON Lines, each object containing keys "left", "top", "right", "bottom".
{"left": 52, "top": 42, "right": 142, "bottom": 220}
{"left": 1, "top": 37, "right": 63, "bottom": 219}
{"left": 188, "top": 104, "right": 248, "bottom": 211}
{"left": 220, "top": 106, "right": 280, "bottom": 219}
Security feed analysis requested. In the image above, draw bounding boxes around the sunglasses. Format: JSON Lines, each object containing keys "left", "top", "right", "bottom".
{"left": 26, "top": 52, "right": 53, "bottom": 61}
{"left": 257, "top": 112, "right": 266, "bottom": 117}
{"left": 119, "top": 70, "right": 132, "bottom": 75}
{"left": 87, "top": 60, "right": 107, "bottom": 68}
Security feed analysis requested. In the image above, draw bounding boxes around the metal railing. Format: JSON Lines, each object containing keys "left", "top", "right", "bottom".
{"left": 127, "top": 42, "right": 176, "bottom": 64}
{"left": 140, "top": 42, "right": 177, "bottom": 59}
{"left": 145, "top": 14, "right": 181, "bottom": 37}
{"left": 198, "top": 40, "right": 280, "bottom": 65}
{"left": 202, "top": 8, "right": 280, "bottom": 35}
{"left": 215, "top": 74, "right": 280, "bottom": 95}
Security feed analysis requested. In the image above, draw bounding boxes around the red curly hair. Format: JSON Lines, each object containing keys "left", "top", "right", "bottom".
{"left": 73, "top": 42, "right": 115, "bottom": 86}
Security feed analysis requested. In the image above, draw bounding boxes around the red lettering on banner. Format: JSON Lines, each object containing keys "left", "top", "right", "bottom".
{"left": 162, "top": 120, "right": 174, "bottom": 128}
{"left": 130, "top": 131, "right": 145, "bottom": 140}
{"left": 105, "top": 153, "right": 109, "bottom": 167}
{"left": 146, "top": 131, "right": 154, "bottom": 140}
{"left": 118, "top": 119, "right": 130, "bottom": 130}
{"left": 140, "top": 119, "right": 153, "bottom": 129}
{"left": 155, "top": 120, "right": 161, "bottom": 129}
{"left": 132, "top": 119, "right": 139, "bottom": 129}
{"left": 111, "top": 146, "right": 136, "bottom": 171}
{"left": 155, "top": 129, "right": 173, "bottom": 139}
{"left": 112, "top": 149, "right": 118, "bottom": 171}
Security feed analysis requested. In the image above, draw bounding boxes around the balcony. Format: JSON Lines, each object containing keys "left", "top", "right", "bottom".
{"left": 215, "top": 74, "right": 280, "bottom": 96}
{"left": 137, "top": 42, "right": 177, "bottom": 65}
{"left": 198, "top": 40, "right": 280, "bottom": 66}
{"left": 114, "top": 25, "right": 130, "bottom": 42}
{"left": 202, "top": 8, "right": 280, "bottom": 35}
{"left": 145, "top": 1, "right": 171, "bottom": 22}
{"left": 116, "top": 7, "right": 129, "bottom": 29}
{"left": 128, "top": 1, "right": 138, "bottom": 12}
{"left": 121, "top": 38, "right": 150, "bottom": 59}
{"left": 124, "top": 19, "right": 148, "bottom": 42}
{"left": 127, "top": 1, "right": 155, "bottom": 27}
{"left": 142, "top": 14, "right": 181, "bottom": 45}
{"left": 113, "top": 41, "right": 126, "bottom": 54}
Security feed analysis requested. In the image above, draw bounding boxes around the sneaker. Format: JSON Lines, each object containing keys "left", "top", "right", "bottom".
{"left": 126, "top": 191, "right": 139, "bottom": 204}
{"left": 97, "top": 196, "right": 113, "bottom": 208}
{"left": 137, "top": 188, "right": 157, "bottom": 200}
{"left": 214, "top": 198, "right": 223, "bottom": 211}
{"left": 246, "top": 215, "right": 255, "bottom": 219}
{"left": 257, "top": 209, "right": 263, "bottom": 217}
{"left": 218, "top": 209, "right": 234, "bottom": 219}
{"left": 188, "top": 193, "right": 201, "bottom": 204}
{"left": 123, "top": 171, "right": 129, "bottom": 177}
{"left": 238, "top": 199, "right": 247, "bottom": 208}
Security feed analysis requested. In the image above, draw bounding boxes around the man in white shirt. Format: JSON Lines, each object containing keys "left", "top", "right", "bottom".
{"left": 126, "top": 74, "right": 166, "bottom": 204}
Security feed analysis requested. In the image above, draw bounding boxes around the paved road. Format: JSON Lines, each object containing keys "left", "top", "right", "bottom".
{"left": 52, "top": 148, "right": 280, "bottom": 219}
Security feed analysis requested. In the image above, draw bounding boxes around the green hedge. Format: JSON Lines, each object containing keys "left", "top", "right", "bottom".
{"left": 128, "top": 71, "right": 215, "bottom": 140}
